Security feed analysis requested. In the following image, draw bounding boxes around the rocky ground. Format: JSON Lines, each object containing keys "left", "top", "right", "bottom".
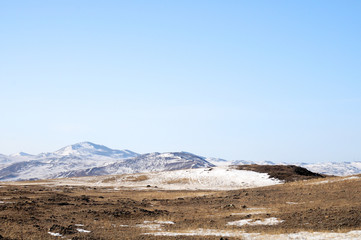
{"left": 0, "top": 166, "right": 360, "bottom": 239}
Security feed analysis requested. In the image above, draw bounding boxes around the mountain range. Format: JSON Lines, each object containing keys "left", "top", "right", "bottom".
{"left": 0, "top": 142, "right": 214, "bottom": 181}
{"left": 0, "top": 141, "right": 360, "bottom": 181}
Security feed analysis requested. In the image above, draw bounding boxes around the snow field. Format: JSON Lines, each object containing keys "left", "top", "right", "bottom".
{"left": 50, "top": 166, "right": 283, "bottom": 190}
{"left": 121, "top": 167, "right": 283, "bottom": 190}
{"left": 144, "top": 229, "right": 361, "bottom": 239}
{"left": 227, "top": 217, "right": 284, "bottom": 226}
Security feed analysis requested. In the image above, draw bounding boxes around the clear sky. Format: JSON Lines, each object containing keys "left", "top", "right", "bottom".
{"left": 1, "top": 1, "right": 360, "bottom": 163}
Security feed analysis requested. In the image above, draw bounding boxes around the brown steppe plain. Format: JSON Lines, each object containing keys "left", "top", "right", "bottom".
{"left": 0, "top": 165, "right": 360, "bottom": 239}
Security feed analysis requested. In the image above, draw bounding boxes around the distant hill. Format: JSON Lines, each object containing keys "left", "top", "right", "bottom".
{"left": 1, "top": 142, "right": 360, "bottom": 181}
{"left": 0, "top": 143, "right": 213, "bottom": 181}
{"left": 208, "top": 159, "right": 361, "bottom": 176}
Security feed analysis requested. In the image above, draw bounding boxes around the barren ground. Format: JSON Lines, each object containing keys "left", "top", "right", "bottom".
{"left": 0, "top": 167, "right": 360, "bottom": 239}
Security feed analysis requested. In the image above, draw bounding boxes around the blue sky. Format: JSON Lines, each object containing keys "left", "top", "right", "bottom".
{"left": 1, "top": 1, "right": 360, "bottom": 163}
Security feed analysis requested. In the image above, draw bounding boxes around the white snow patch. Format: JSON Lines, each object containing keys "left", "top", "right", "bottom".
{"left": 159, "top": 153, "right": 176, "bottom": 158}
{"left": 76, "top": 229, "right": 91, "bottom": 233}
{"left": 74, "top": 224, "right": 84, "bottom": 227}
{"left": 136, "top": 223, "right": 162, "bottom": 230}
{"left": 131, "top": 166, "right": 281, "bottom": 190}
{"left": 241, "top": 230, "right": 361, "bottom": 240}
{"left": 136, "top": 220, "right": 175, "bottom": 231}
{"left": 227, "top": 217, "right": 284, "bottom": 226}
{"left": 145, "top": 230, "right": 361, "bottom": 239}
{"left": 48, "top": 232, "right": 62, "bottom": 237}
{"left": 144, "top": 228, "right": 242, "bottom": 237}
{"left": 311, "top": 176, "right": 361, "bottom": 185}
{"left": 345, "top": 176, "right": 360, "bottom": 180}
{"left": 154, "top": 220, "right": 174, "bottom": 224}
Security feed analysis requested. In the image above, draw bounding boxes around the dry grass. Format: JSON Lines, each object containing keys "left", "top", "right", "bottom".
{"left": 236, "top": 164, "right": 326, "bottom": 182}
{"left": 124, "top": 175, "right": 149, "bottom": 182}
{"left": 101, "top": 176, "right": 120, "bottom": 183}
{"left": 164, "top": 178, "right": 189, "bottom": 184}
{"left": 0, "top": 174, "right": 361, "bottom": 239}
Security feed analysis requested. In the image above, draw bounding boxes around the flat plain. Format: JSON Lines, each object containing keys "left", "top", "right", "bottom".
{"left": 0, "top": 166, "right": 361, "bottom": 239}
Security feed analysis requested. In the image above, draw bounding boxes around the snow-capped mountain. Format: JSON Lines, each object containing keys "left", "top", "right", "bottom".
{"left": 300, "top": 162, "right": 361, "bottom": 176}
{"left": 0, "top": 152, "right": 34, "bottom": 165}
{"left": 0, "top": 154, "right": 12, "bottom": 164}
{"left": 0, "top": 142, "right": 139, "bottom": 181}
{"left": 9, "top": 152, "right": 34, "bottom": 158}
{"left": 206, "top": 159, "right": 278, "bottom": 166}
{"left": 0, "top": 143, "right": 213, "bottom": 181}
{"left": 54, "top": 152, "right": 215, "bottom": 178}
{"left": 1, "top": 142, "right": 361, "bottom": 181}
{"left": 35, "top": 142, "right": 138, "bottom": 159}
{"left": 205, "top": 157, "right": 231, "bottom": 166}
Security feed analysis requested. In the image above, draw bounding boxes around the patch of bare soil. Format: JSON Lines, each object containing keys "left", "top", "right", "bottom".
{"left": 0, "top": 171, "right": 360, "bottom": 239}
{"left": 236, "top": 164, "right": 326, "bottom": 182}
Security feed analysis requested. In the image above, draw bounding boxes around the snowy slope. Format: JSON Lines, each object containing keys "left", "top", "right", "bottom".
{"left": 0, "top": 152, "right": 34, "bottom": 165}
{"left": 205, "top": 157, "right": 232, "bottom": 166}
{"left": 37, "top": 142, "right": 138, "bottom": 159}
{"left": 0, "top": 154, "right": 11, "bottom": 164}
{"left": 207, "top": 159, "right": 276, "bottom": 166}
{"left": 9, "top": 152, "right": 34, "bottom": 158}
{"left": 38, "top": 166, "right": 283, "bottom": 190}
{"left": 1, "top": 141, "right": 361, "bottom": 181}
{"left": 54, "top": 142, "right": 137, "bottom": 158}
{"left": 54, "top": 152, "right": 215, "bottom": 178}
{"left": 0, "top": 145, "right": 214, "bottom": 181}
{"left": 0, "top": 142, "right": 139, "bottom": 181}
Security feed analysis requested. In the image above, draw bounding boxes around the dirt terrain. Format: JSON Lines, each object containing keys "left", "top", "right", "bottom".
{"left": 235, "top": 164, "right": 327, "bottom": 182}
{"left": 0, "top": 166, "right": 360, "bottom": 239}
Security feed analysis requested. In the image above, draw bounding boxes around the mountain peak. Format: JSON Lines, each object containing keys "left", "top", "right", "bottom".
{"left": 50, "top": 141, "right": 139, "bottom": 159}
{"left": 54, "top": 142, "right": 110, "bottom": 156}
{"left": 67, "top": 141, "right": 103, "bottom": 149}
{"left": 10, "top": 152, "right": 33, "bottom": 157}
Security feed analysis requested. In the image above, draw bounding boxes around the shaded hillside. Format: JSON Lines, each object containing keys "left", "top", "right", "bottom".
{"left": 55, "top": 152, "right": 215, "bottom": 178}
{"left": 236, "top": 164, "right": 326, "bottom": 182}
